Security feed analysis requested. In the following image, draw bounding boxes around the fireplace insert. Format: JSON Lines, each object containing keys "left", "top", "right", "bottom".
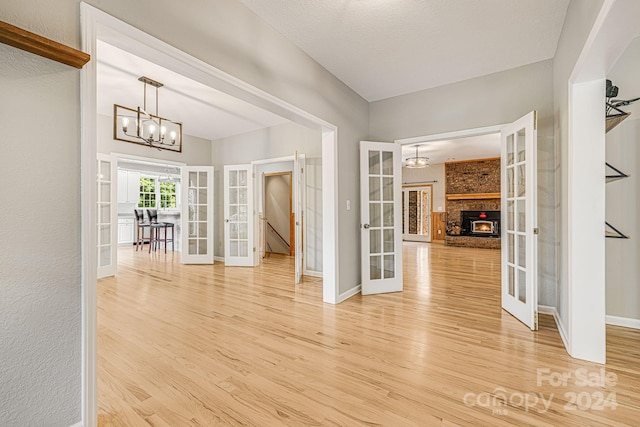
{"left": 460, "top": 210, "right": 500, "bottom": 237}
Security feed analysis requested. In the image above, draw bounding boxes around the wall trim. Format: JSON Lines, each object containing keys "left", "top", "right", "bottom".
{"left": 337, "top": 285, "right": 361, "bottom": 303}
{"left": 395, "top": 124, "right": 506, "bottom": 146}
{"left": 606, "top": 315, "right": 640, "bottom": 330}
{"left": 69, "top": 422, "right": 83, "bottom": 427}
{"left": 304, "top": 270, "right": 323, "bottom": 278}
{"left": 214, "top": 256, "right": 225, "bottom": 263}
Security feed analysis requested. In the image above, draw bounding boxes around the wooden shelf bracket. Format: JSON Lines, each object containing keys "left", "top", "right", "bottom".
{"left": 0, "top": 20, "right": 90, "bottom": 69}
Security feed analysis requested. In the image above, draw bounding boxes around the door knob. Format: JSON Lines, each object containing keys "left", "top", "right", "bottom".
{"left": 363, "top": 224, "right": 370, "bottom": 229}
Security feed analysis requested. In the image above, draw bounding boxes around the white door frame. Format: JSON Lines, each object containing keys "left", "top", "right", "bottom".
{"left": 80, "top": 4, "right": 339, "bottom": 425}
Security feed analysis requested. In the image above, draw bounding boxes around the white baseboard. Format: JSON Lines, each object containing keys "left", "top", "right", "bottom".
{"left": 214, "top": 256, "right": 225, "bottom": 263}
{"left": 69, "top": 422, "right": 82, "bottom": 427}
{"left": 337, "top": 285, "right": 361, "bottom": 303}
{"left": 606, "top": 315, "right": 640, "bottom": 330}
{"left": 538, "top": 305, "right": 571, "bottom": 353}
{"left": 304, "top": 270, "right": 323, "bottom": 278}
{"left": 538, "top": 305, "right": 555, "bottom": 315}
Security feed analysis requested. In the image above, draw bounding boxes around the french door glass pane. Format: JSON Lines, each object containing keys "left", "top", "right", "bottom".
{"left": 370, "top": 203, "right": 381, "bottom": 227}
{"left": 518, "top": 235, "right": 526, "bottom": 268}
{"left": 382, "top": 151, "right": 393, "bottom": 175}
{"left": 370, "top": 229, "right": 381, "bottom": 254}
{"left": 517, "top": 128, "right": 526, "bottom": 162}
{"left": 370, "top": 255, "right": 382, "bottom": 280}
{"left": 508, "top": 266, "right": 515, "bottom": 297}
{"left": 369, "top": 151, "right": 380, "bottom": 175}
{"left": 518, "top": 269, "right": 527, "bottom": 303}
{"left": 517, "top": 164, "right": 526, "bottom": 197}
{"left": 384, "top": 255, "right": 395, "bottom": 279}
{"left": 507, "top": 134, "right": 514, "bottom": 165}
{"left": 369, "top": 177, "right": 381, "bottom": 201}
{"left": 517, "top": 201, "right": 526, "bottom": 233}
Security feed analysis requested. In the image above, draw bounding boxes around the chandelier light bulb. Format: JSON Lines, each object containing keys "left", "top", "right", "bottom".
{"left": 170, "top": 131, "right": 177, "bottom": 144}
{"left": 121, "top": 117, "right": 129, "bottom": 132}
{"left": 161, "top": 126, "right": 166, "bottom": 136}
{"left": 148, "top": 124, "right": 156, "bottom": 135}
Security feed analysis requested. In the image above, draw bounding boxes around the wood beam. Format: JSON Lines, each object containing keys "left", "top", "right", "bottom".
{"left": 0, "top": 20, "right": 90, "bottom": 69}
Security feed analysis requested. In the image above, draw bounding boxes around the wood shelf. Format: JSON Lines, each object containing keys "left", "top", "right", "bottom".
{"left": 446, "top": 192, "right": 500, "bottom": 201}
{"left": 606, "top": 113, "right": 631, "bottom": 133}
{"left": 0, "top": 20, "right": 90, "bottom": 69}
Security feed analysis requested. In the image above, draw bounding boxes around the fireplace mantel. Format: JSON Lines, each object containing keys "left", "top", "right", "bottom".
{"left": 446, "top": 192, "right": 500, "bottom": 201}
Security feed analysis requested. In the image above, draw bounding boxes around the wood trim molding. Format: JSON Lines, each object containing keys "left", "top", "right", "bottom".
{"left": 444, "top": 157, "right": 500, "bottom": 165}
{"left": 0, "top": 20, "right": 90, "bottom": 68}
{"left": 446, "top": 192, "right": 500, "bottom": 201}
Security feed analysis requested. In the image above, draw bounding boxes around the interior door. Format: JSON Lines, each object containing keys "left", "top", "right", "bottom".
{"left": 360, "top": 141, "right": 403, "bottom": 295}
{"left": 402, "top": 186, "right": 432, "bottom": 242}
{"left": 97, "top": 154, "right": 117, "bottom": 279}
{"left": 224, "top": 164, "right": 255, "bottom": 266}
{"left": 294, "top": 152, "right": 306, "bottom": 283}
{"left": 181, "top": 166, "right": 214, "bottom": 264}
{"left": 501, "top": 111, "right": 538, "bottom": 330}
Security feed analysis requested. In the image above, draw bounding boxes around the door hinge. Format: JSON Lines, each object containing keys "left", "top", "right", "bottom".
{"left": 533, "top": 111, "right": 537, "bottom": 130}
{"left": 534, "top": 311, "right": 539, "bottom": 330}
{"left": 253, "top": 247, "right": 256, "bottom": 252}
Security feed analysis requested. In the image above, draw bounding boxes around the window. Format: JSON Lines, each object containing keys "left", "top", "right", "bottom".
{"left": 159, "top": 181, "right": 177, "bottom": 208}
{"left": 138, "top": 177, "right": 157, "bottom": 208}
{"left": 137, "top": 176, "right": 179, "bottom": 209}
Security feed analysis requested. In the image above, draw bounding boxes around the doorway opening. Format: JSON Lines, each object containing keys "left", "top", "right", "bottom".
{"left": 263, "top": 171, "right": 294, "bottom": 256}
{"left": 402, "top": 185, "right": 432, "bottom": 242}
{"left": 82, "top": 5, "right": 340, "bottom": 424}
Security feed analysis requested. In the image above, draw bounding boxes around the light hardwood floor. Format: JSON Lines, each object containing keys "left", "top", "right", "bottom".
{"left": 98, "top": 243, "right": 640, "bottom": 426}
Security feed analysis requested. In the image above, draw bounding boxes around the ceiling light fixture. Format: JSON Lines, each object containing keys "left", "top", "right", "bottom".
{"left": 404, "top": 145, "right": 429, "bottom": 168}
{"left": 113, "top": 76, "right": 183, "bottom": 152}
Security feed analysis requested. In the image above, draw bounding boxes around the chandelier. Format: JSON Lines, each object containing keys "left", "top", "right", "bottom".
{"left": 113, "top": 76, "right": 183, "bottom": 153}
{"left": 404, "top": 145, "right": 429, "bottom": 168}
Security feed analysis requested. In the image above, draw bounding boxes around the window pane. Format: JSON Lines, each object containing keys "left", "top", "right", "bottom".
{"left": 369, "top": 177, "right": 380, "bottom": 201}
{"left": 382, "top": 151, "right": 393, "bottom": 175}
{"left": 369, "top": 151, "right": 380, "bottom": 175}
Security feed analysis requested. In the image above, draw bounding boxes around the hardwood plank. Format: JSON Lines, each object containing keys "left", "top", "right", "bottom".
{"left": 98, "top": 243, "right": 640, "bottom": 426}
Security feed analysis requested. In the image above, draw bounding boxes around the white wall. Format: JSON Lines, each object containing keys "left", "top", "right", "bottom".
{"left": 370, "top": 60, "right": 557, "bottom": 307}
{"left": 0, "top": 44, "right": 81, "bottom": 426}
{"left": 0, "top": 0, "right": 366, "bottom": 424}
{"left": 212, "top": 122, "right": 323, "bottom": 273}
{"left": 402, "top": 163, "right": 445, "bottom": 212}
{"left": 606, "top": 118, "right": 640, "bottom": 322}
{"left": 553, "top": 0, "right": 606, "bottom": 338}
{"left": 97, "top": 114, "right": 212, "bottom": 166}
{"left": 605, "top": 36, "right": 640, "bottom": 325}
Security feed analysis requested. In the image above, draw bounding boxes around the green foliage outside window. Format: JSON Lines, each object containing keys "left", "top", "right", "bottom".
{"left": 138, "top": 177, "right": 156, "bottom": 208}
{"left": 160, "top": 182, "right": 177, "bottom": 208}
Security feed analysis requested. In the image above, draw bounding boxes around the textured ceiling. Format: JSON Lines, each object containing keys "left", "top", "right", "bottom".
{"left": 97, "top": 41, "right": 288, "bottom": 141}
{"left": 239, "top": 0, "right": 570, "bottom": 101}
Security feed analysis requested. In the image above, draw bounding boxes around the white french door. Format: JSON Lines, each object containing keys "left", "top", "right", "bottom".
{"left": 181, "top": 166, "right": 214, "bottom": 264}
{"left": 97, "top": 154, "right": 117, "bottom": 279}
{"left": 402, "top": 186, "right": 432, "bottom": 242}
{"left": 224, "top": 164, "right": 255, "bottom": 266}
{"left": 360, "top": 141, "right": 403, "bottom": 295}
{"left": 501, "top": 111, "right": 538, "bottom": 330}
{"left": 294, "top": 152, "right": 306, "bottom": 283}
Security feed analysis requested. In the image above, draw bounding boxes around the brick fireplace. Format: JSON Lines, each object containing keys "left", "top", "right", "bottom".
{"left": 445, "top": 158, "right": 501, "bottom": 249}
